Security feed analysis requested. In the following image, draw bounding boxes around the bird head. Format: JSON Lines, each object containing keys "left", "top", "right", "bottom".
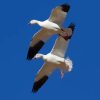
{"left": 33, "top": 53, "right": 43, "bottom": 59}
{"left": 28, "top": 20, "right": 38, "bottom": 25}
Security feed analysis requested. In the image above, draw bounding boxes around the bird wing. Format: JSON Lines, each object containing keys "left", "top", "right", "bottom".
{"left": 49, "top": 4, "right": 70, "bottom": 26}
{"left": 27, "top": 28, "right": 54, "bottom": 60}
{"left": 32, "top": 62, "right": 55, "bottom": 92}
{"left": 50, "top": 36, "right": 69, "bottom": 58}
{"left": 50, "top": 27, "right": 74, "bottom": 58}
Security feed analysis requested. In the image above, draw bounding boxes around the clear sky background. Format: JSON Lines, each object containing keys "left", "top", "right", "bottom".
{"left": 0, "top": 0, "right": 100, "bottom": 100}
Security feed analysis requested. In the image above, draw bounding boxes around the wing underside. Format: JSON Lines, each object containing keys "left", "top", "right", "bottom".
{"left": 27, "top": 28, "right": 54, "bottom": 60}
{"left": 32, "top": 63, "right": 55, "bottom": 92}
{"left": 51, "top": 23, "right": 75, "bottom": 57}
{"left": 49, "top": 4, "right": 70, "bottom": 26}
{"left": 51, "top": 36, "right": 69, "bottom": 58}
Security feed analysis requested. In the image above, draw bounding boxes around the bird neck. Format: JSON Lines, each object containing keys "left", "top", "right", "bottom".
{"left": 42, "top": 55, "right": 47, "bottom": 60}
{"left": 38, "top": 54, "right": 44, "bottom": 59}
{"left": 35, "top": 20, "right": 43, "bottom": 26}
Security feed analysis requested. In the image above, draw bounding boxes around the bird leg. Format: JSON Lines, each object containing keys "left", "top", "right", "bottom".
{"left": 60, "top": 70, "right": 65, "bottom": 79}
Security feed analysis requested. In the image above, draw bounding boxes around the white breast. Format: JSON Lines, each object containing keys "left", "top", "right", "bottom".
{"left": 43, "top": 53, "right": 64, "bottom": 65}
{"left": 42, "top": 20, "right": 60, "bottom": 31}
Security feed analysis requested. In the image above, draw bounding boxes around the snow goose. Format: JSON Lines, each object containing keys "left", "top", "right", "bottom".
{"left": 32, "top": 23, "right": 75, "bottom": 93}
{"left": 27, "top": 4, "right": 70, "bottom": 60}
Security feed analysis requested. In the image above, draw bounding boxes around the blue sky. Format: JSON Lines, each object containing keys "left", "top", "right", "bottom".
{"left": 0, "top": 0, "right": 100, "bottom": 100}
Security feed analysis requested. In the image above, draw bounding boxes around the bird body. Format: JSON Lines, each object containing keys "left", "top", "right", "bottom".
{"left": 37, "top": 53, "right": 64, "bottom": 64}
{"left": 35, "top": 53, "right": 72, "bottom": 71}
{"left": 30, "top": 20, "right": 61, "bottom": 31}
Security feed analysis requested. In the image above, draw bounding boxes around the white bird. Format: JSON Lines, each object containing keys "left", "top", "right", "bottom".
{"left": 32, "top": 23, "right": 75, "bottom": 93}
{"left": 27, "top": 4, "right": 70, "bottom": 60}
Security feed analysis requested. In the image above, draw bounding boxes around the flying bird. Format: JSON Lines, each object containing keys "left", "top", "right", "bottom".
{"left": 32, "top": 23, "right": 75, "bottom": 93}
{"left": 27, "top": 4, "right": 70, "bottom": 60}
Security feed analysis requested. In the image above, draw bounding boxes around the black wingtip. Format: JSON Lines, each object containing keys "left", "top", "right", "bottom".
{"left": 61, "top": 3, "right": 70, "bottom": 12}
{"left": 68, "top": 23, "right": 75, "bottom": 32}
{"left": 27, "top": 40, "right": 45, "bottom": 60}
{"left": 32, "top": 76, "right": 48, "bottom": 93}
{"left": 27, "top": 47, "right": 34, "bottom": 60}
